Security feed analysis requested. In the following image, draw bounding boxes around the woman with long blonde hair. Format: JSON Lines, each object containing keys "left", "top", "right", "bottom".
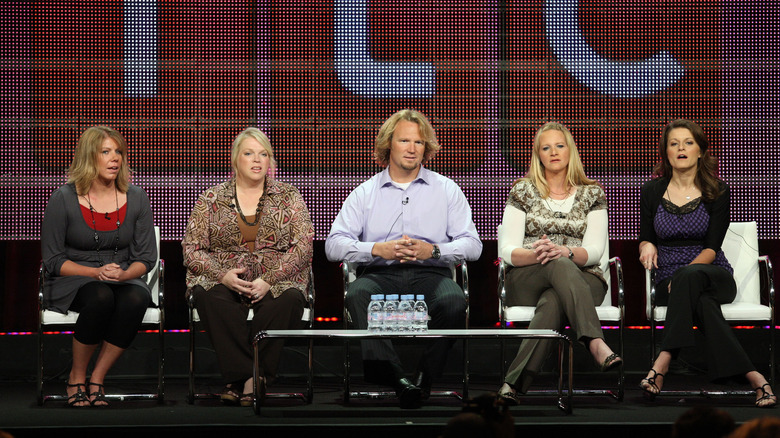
{"left": 497, "top": 122, "right": 621, "bottom": 403}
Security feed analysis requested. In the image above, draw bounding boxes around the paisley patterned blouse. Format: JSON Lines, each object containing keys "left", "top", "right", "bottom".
{"left": 182, "top": 177, "right": 314, "bottom": 299}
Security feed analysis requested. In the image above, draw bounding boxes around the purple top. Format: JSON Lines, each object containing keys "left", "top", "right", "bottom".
{"left": 325, "top": 166, "right": 482, "bottom": 267}
{"left": 654, "top": 198, "right": 733, "bottom": 284}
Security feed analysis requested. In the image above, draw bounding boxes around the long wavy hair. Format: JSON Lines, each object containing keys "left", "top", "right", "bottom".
{"left": 653, "top": 119, "right": 723, "bottom": 202}
{"left": 67, "top": 126, "right": 130, "bottom": 195}
{"left": 373, "top": 109, "right": 440, "bottom": 166}
{"left": 514, "top": 122, "right": 597, "bottom": 197}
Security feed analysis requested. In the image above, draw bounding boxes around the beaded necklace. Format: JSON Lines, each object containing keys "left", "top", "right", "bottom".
{"left": 83, "top": 188, "right": 120, "bottom": 267}
{"left": 233, "top": 183, "right": 264, "bottom": 226}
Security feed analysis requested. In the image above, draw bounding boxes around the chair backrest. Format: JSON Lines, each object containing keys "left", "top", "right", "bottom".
{"left": 645, "top": 221, "right": 761, "bottom": 315}
{"left": 722, "top": 221, "right": 760, "bottom": 305}
{"left": 140, "top": 226, "right": 162, "bottom": 307}
{"left": 497, "top": 223, "right": 612, "bottom": 307}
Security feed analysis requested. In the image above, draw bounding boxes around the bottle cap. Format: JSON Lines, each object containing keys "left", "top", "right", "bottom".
{"left": 386, "top": 294, "right": 399, "bottom": 300}
{"left": 416, "top": 294, "right": 425, "bottom": 300}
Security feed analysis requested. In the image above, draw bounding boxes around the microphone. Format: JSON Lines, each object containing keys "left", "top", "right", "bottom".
{"left": 104, "top": 212, "right": 111, "bottom": 220}
{"left": 402, "top": 197, "right": 409, "bottom": 205}
{"left": 229, "top": 203, "right": 235, "bottom": 208}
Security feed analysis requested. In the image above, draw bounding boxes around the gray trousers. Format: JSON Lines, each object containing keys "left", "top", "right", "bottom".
{"left": 503, "top": 258, "right": 607, "bottom": 392}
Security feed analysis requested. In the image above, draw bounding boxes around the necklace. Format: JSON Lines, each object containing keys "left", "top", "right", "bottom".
{"left": 548, "top": 185, "right": 570, "bottom": 196}
{"left": 234, "top": 185, "right": 263, "bottom": 226}
{"left": 83, "top": 188, "right": 120, "bottom": 267}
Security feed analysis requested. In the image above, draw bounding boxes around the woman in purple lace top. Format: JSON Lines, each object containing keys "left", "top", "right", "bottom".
{"left": 638, "top": 119, "right": 775, "bottom": 408}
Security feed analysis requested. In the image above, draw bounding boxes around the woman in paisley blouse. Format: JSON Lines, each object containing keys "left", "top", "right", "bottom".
{"left": 638, "top": 119, "right": 775, "bottom": 408}
{"left": 182, "top": 127, "right": 314, "bottom": 407}
{"left": 497, "top": 122, "right": 621, "bottom": 403}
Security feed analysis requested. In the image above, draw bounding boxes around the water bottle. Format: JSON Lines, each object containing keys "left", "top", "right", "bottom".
{"left": 383, "top": 294, "right": 399, "bottom": 332}
{"left": 397, "top": 294, "right": 414, "bottom": 332}
{"left": 413, "top": 294, "right": 428, "bottom": 332}
{"left": 367, "top": 294, "right": 385, "bottom": 332}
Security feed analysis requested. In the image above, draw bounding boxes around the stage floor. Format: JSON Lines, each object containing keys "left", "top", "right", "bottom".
{"left": 1, "top": 373, "right": 776, "bottom": 438}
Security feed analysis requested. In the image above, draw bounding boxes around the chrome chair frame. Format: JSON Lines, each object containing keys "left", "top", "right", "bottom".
{"left": 341, "top": 260, "right": 470, "bottom": 401}
{"left": 37, "top": 226, "right": 165, "bottom": 405}
{"left": 496, "top": 225, "right": 625, "bottom": 401}
{"left": 646, "top": 221, "right": 775, "bottom": 396}
{"left": 187, "top": 266, "right": 315, "bottom": 404}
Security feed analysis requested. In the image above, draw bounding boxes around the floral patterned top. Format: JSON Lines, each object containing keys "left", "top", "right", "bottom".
{"left": 182, "top": 177, "right": 314, "bottom": 299}
{"left": 505, "top": 180, "right": 608, "bottom": 284}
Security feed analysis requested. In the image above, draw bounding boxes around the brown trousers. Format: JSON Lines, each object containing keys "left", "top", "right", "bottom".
{"left": 503, "top": 258, "right": 606, "bottom": 392}
{"left": 192, "top": 284, "right": 305, "bottom": 383}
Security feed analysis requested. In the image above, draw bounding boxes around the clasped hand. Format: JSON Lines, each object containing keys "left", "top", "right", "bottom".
{"left": 375, "top": 235, "right": 433, "bottom": 263}
{"left": 221, "top": 268, "right": 271, "bottom": 304}
{"left": 532, "top": 234, "right": 562, "bottom": 265}
{"left": 95, "top": 263, "right": 124, "bottom": 282}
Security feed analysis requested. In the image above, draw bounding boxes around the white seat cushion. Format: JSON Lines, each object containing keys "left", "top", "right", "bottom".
{"left": 504, "top": 305, "right": 621, "bottom": 323}
{"left": 41, "top": 307, "right": 162, "bottom": 326}
{"left": 653, "top": 303, "right": 771, "bottom": 322}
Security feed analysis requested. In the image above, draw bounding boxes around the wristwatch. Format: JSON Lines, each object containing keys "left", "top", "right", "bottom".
{"left": 431, "top": 244, "right": 441, "bottom": 260}
{"left": 567, "top": 247, "right": 574, "bottom": 260}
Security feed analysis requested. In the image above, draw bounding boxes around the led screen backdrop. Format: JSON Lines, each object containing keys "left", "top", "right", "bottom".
{"left": 1, "top": 1, "right": 778, "bottom": 240}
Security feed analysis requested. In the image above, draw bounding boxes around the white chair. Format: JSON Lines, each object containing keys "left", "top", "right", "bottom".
{"left": 645, "top": 221, "right": 775, "bottom": 394}
{"left": 341, "top": 260, "right": 471, "bottom": 401}
{"left": 497, "top": 224, "right": 625, "bottom": 400}
{"left": 187, "top": 267, "right": 315, "bottom": 404}
{"left": 37, "top": 226, "right": 165, "bottom": 405}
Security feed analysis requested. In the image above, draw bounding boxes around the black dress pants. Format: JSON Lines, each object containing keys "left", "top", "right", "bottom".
{"left": 193, "top": 284, "right": 305, "bottom": 383}
{"left": 657, "top": 264, "right": 755, "bottom": 379}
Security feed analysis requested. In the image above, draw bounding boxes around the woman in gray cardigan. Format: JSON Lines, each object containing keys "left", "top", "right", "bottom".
{"left": 41, "top": 126, "right": 157, "bottom": 407}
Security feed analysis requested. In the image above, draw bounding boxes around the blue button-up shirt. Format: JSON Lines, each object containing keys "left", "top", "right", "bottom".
{"left": 325, "top": 167, "right": 482, "bottom": 267}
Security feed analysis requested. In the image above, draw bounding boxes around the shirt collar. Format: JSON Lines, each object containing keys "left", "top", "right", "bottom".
{"left": 378, "top": 166, "right": 431, "bottom": 187}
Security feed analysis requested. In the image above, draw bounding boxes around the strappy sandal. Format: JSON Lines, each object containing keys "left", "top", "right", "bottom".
{"left": 755, "top": 382, "right": 777, "bottom": 408}
{"left": 220, "top": 382, "right": 242, "bottom": 406}
{"left": 240, "top": 376, "right": 266, "bottom": 407}
{"left": 88, "top": 382, "right": 109, "bottom": 407}
{"left": 639, "top": 369, "right": 664, "bottom": 400}
{"left": 599, "top": 352, "right": 622, "bottom": 372}
{"left": 66, "top": 382, "right": 89, "bottom": 407}
{"left": 497, "top": 383, "right": 519, "bottom": 406}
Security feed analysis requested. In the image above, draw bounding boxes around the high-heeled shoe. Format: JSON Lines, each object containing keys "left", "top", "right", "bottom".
{"left": 88, "top": 382, "right": 109, "bottom": 407}
{"left": 240, "top": 376, "right": 266, "bottom": 407}
{"left": 639, "top": 368, "right": 663, "bottom": 400}
{"left": 497, "top": 383, "right": 519, "bottom": 406}
{"left": 66, "top": 382, "right": 89, "bottom": 408}
{"left": 755, "top": 382, "right": 777, "bottom": 408}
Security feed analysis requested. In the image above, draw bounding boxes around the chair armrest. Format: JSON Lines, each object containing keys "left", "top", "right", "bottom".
{"left": 645, "top": 269, "right": 657, "bottom": 321}
{"left": 608, "top": 257, "right": 625, "bottom": 316}
{"left": 38, "top": 261, "right": 45, "bottom": 312}
{"left": 497, "top": 259, "right": 506, "bottom": 325}
{"left": 157, "top": 259, "right": 165, "bottom": 309}
{"left": 758, "top": 255, "right": 775, "bottom": 317}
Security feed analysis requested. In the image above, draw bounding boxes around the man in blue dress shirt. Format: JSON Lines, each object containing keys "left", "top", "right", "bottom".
{"left": 325, "top": 109, "right": 482, "bottom": 408}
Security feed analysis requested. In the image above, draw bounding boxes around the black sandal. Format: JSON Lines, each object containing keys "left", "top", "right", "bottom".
{"left": 88, "top": 382, "right": 109, "bottom": 407}
{"left": 639, "top": 369, "right": 663, "bottom": 400}
{"left": 755, "top": 383, "right": 777, "bottom": 408}
{"left": 66, "top": 382, "right": 89, "bottom": 407}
